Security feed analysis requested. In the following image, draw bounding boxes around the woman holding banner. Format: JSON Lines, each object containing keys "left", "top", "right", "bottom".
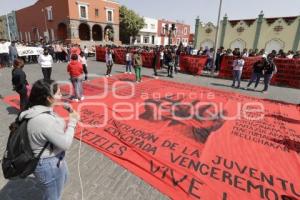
{"left": 231, "top": 53, "right": 245, "bottom": 89}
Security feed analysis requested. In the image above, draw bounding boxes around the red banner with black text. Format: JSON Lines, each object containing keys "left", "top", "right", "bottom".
{"left": 2, "top": 74, "right": 300, "bottom": 200}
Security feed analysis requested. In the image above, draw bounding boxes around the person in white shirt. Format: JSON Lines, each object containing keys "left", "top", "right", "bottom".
{"left": 38, "top": 48, "right": 53, "bottom": 80}
{"left": 231, "top": 53, "right": 245, "bottom": 88}
{"left": 286, "top": 51, "right": 294, "bottom": 59}
{"left": 83, "top": 46, "right": 89, "bottom": 60}
{"left": 125, "top": 49, "right": 132, "bottom": 74}
{"left": 160, "top": 50, "right": 164, "bottom": 68}
{"left": 79, "top": 51, "right": 88, "bottom": 81}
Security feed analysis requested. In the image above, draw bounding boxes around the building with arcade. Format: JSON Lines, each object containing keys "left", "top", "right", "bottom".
{"left": 15, "top": 0, "right": 120, "bottom": 45}
{"left": 194, "top": 11, "right": 300, "bottom": 53}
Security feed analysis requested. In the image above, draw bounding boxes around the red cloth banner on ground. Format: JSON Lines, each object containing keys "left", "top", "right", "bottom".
{"left": 3, "top": 74, "right": 300, "bottom": 200}
{"left": 179, "top": 55, "right": 207, "bottom": 75}
{"left": 272, "top": 59, "right": 300, "bottom": 89}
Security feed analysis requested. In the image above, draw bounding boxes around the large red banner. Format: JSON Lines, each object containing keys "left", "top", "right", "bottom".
{"left": 219, "top": 56, "right": 261, "bottom": 80}
{"left": 3, "top": 74, "right": 300, "bottom": 200}
{"left": 179, "top": 55, "right": 207, "bottom": 75}
{"left": 219, "top": 56, "right": 300, "bottom": 89}
{"left": 272, "top": 59, "right": 300, "bottom": 89}
{"left": 96, "top": 47, "right": 161, "bottom": 69}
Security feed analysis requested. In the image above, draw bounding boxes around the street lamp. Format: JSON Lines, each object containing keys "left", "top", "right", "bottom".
{"left": 164, "top": 23, "right": 176, "bottom": 45}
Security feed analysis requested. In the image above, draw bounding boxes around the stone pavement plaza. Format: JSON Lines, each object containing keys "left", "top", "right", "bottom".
{"left": 0, "top": 59, "right": 299, "bottom": 200}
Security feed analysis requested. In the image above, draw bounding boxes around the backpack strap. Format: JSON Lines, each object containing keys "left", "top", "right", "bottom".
{"left": 36, "top": 142, "right": 50, "bottom": 159}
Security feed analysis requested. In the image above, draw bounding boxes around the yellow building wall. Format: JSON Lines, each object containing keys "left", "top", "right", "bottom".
{"left": 258, "top": 17, "right": 299, "bottom": 52}
{"left": 197, "top": 23, "right": 216, "bottom": 49}
{"left": 223, "top": 20, "right": 257, "bottom": 50}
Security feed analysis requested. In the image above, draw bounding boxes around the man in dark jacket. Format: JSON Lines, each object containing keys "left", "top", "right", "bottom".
{"left": 12, "top": 58, "right": 28, "bottom": 111}
{"left": 262, "top": 55, "right": 277, "bottom": 93}
{"left": 247, "top": 56, "right": 265, "bottom": 89}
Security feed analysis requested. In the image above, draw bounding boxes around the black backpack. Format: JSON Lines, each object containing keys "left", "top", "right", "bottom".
{"left": 2, "top": 112, "right": 50, "bottom": 179}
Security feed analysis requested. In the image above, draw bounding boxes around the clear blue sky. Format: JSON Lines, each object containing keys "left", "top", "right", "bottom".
{"left": 1, "top": 0, "right": 300, "bottom": 32}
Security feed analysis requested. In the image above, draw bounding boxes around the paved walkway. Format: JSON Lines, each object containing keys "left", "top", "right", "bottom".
{"left": 0, "top": 59, "right": 298, "bottom": 200}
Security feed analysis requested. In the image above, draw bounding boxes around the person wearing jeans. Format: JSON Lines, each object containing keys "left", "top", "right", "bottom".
{"left": 247, "top": 57, "right": 265, "bottom": 89}
{"left": 67, "top": 54, "right": 84, "bottom": 101}
{"left": 231, "top": 54, "right": 245, "bottom": 88}
{"left": 125, "top": 49, "right": 132, "bottom": 74}
{"left": 19, "top": 79, "right": 79, "bottom": 200}
{"left": 133, "top": 50, "right": 143, "bottom": 83}
{"left": 105, "top": 48, "right": 114, "bottom": 77}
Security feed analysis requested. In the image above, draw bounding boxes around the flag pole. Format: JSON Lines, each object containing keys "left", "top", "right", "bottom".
{"left": 211, "top": 0, "right": 223, "bottom": 75}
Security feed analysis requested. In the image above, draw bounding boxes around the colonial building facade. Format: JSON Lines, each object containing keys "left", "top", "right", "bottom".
{"left": 16, "top": 0, "right": 120, "bottom": 45}
{"left": 194, "top": 12, "right": 300, "bottom": 53}
{"left": 131, "top": 17, "right": 160, "bottom": 46}
{"left": 0, "top": 11, "right": 19, "bottom": 41}
{"left": 158, "top": 19, "right": 190, "bottom": 46}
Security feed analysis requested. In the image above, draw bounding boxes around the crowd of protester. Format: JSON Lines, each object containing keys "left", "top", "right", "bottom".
{"left": 0, "top": 39, "right": 96, "bottom": 67}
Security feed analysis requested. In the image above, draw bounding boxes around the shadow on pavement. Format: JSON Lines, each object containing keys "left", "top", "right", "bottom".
{"left": 6, "top": 107, "right": 19, "bottom": 115}
{"left": 0, "top": 177, "right": 43, "bottom": 200}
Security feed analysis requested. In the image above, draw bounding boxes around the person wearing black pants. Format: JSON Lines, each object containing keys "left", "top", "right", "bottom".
{"left": 166, "top": 49, "right": 175, "bottom": 78}
{"left": 42, "top": 68, "right": 52, "bottom": 81}
{"left": 152, "top": 49, "right": 158, "bottom": 77}
{"left": 38, "top": 48, "right": 53, "bottom": 81}
{"left": 79, "top": 52, "right": 88, "bottom": 80}
{"left": 12, "top": 58, "right": 28, "bottom": 111}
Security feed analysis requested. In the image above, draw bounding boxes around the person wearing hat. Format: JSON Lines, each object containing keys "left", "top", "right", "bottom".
{"left": 38, "top": 48, "right": 53, "bottom": 80}
{"left": 133, "top": 49, "right": 143, "bottom": 83}
{"left": 12, "top": 58, "right": 29, "bottom": 111}
{"left": 246, "top": 55, "right": 265, "bottom": 90}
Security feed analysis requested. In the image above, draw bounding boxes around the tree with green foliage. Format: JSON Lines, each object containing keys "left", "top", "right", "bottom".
{"left": 119, "top": 6, "right": 145, "bottom": 44}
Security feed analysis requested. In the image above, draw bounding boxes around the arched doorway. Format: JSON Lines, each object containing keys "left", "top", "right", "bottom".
{"left": 265, "top": 39, "right": 284, "bottom": 54}
{"left": 104, "top": 25, "right": 114, "bottom": 42}
{"left": 79, "top": 23, "right": 90, "bottom": 41}
{"left": 92, "top": 25, "right": 102, "bottom": 41}
{"left": 230, "top": 39, "right": 246, "bottom": 50}
{"left": 57, "top": 23, "right": 68, "bottom": 41}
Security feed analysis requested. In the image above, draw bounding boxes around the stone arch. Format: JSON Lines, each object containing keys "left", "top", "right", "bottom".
{"left": 265, "top": 38, "right": 285, "bottom": 54}
{"left": 57, "top": 23, "right": 68, "bottom": 41}
{"left": 230, "top": 38, "right": 246, "bottom": 50}
{"left": 104, "top": 25, "right": 114, "bottom": 42}
{"left": 200, "top": 39, "right": 214, "bottom": 49}
{"left": 79, "top": 23, "right": 90, "bottom": 41}
{"left": 92, "top": 24, "right": 103, "bottom": 41}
